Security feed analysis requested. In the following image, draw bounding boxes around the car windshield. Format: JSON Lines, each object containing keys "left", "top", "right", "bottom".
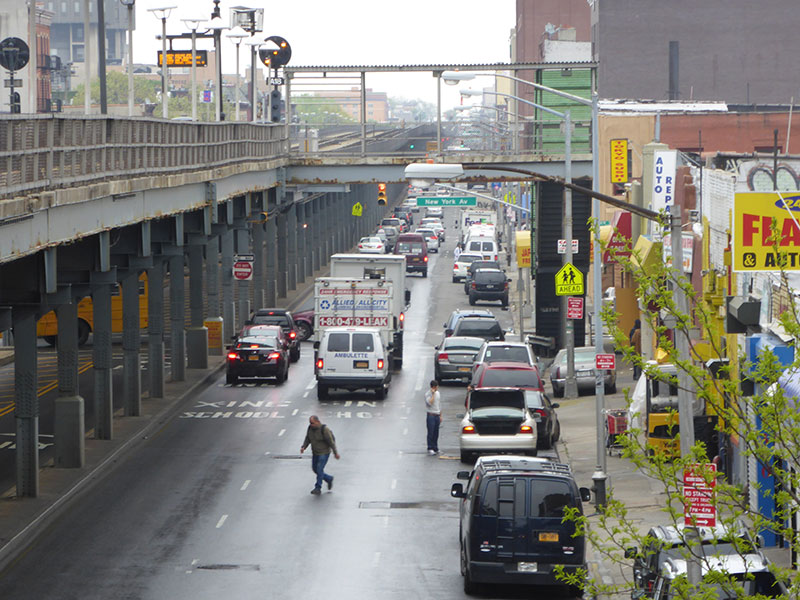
{"left": 236, "top": 337, "right": 278, "bottom": 349}
{"left": 396, "top": 242, "right": 423, "bottom": 254}
{"left": 481, "top": 369, "right": 542, "bottom": 388}
{"left": 252, "top": 315, "right": 290, "bottom": 327}
{"left": 456, "top": 321, "right": 501, "bottom": 338}
{"left": 485, "top": 346, "right": 530, "bottom": 363}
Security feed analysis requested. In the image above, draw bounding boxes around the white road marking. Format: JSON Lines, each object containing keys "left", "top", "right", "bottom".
{"left": 414, "top": 368, "right": 425, "bottom": 392}
{"left": 216, "top": 515, "right": 228, "bottom": 529}
{"left": 383, "top": 516, "right": 389, "bottom": 528}
{"left": 264, "top": 451, "right": 271, "bottom": 456}
{"left": 292, "top": 408, "right": 299, "bottom": 416}
{"left": 372, "top": 551, "right": 381, "bottom": 567}
{"left": 391, "top": 479, "right": 397, "bottom": 489}
{"left": 278, "top": 429, "right": 286, "bottom": 437}
{"left": 403, "top": 428, "right": 408, "bottom": 435}
{"left": 303, "top": 391, "right": 309, "bottom": 398}
{"left": 241, "top": 480, "right": 251, "bottom": 491}
{"left": 305, "top": 379, "right": 316, "bottom": 390}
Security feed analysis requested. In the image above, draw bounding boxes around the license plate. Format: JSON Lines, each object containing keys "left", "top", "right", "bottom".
{"left": 354, "top": 360, "right": 369, "bottom": 369}
{"left": 459, "top": 367, "right": 472, "bottom": 372}
{"left": 248, "top": 355, "right": 260, "bottom": 361}
{"left": 539, "top": 532, "right": 559, "bottom": 542}
{"left": 517, "top": 562, "right": 538, "bottom": 572}
{"left": 578, "top": 369, "right": 594, "bottom": 376}
{"left": 485, "top": 285, "right": 495, "bottom": 289}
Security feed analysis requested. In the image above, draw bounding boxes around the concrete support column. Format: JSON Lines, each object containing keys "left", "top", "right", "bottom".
{"left": 265, "top": 217, "right": 278, "bottom": 306}
{"left": 187, "top": 244, "right": 208, "bottom": 369}
{"left": 312, "top": 198, "right": 321, "bottom": 272}
{"left": 295, "top": 202, "right": 306, "bottom": 284}
{"left": 277, "top": 211, "right": 288, "bottom": 299}
{"left": 55, "top": 300, "right": 84, "bottom": 468}
{"left": 287, "top": 203, "right": 298, "bottom": 292}
{"left": 252, "top": 223, "right": 266, "bottom": 309}
{"left": 320, "top": 196, "right": 330, "bottom": 264}
{"left": 13, "top": 308, "right": 38, "bottom": 496}
{"left": 235, "top": 226, "right": 251, "bottom": 327}
{"left": 92, "top": 280, "right": 113, "bottom": 439}
{"left": 169, "top": 253, "right": 186, "bottom": 382}
{"left": 206, "top": 235, "right": 220, "bottom": 318}
{"left": 304, "top": 202, "right": 313, "bottom": 278}
{"left": 121, "top": 271, "right": 141, "bottom": 416}
{"left": 147, "top": 260, "right": 165, "bottom": 398}
{"left": 221, "top": 229, "right": 235, "bottom": 344}
{"left": 335, "top": 194, "right": 344, "bottom": 254}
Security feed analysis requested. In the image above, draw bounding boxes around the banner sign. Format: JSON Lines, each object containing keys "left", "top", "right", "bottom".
{"left": 733, "top": 192, "right": 800, "bottom": 271}
{"left": 652, "top": 149, "right": 677, "bottom": 214}
{"left": 610, "top": 139, "right": 628, "bottom": 183}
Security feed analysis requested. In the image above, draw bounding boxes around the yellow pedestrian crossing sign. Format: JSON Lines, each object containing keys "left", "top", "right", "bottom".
{"left": 555, "top": 263, "right": 584, "bottom": 296}
{"left": 352, "top": 202, "right": 363, "bottom": 217}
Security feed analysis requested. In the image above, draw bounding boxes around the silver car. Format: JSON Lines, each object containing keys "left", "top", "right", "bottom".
{"left": 549, "top": 347, "right": 617, "bottom": 397}
{"left": 434, "top": 336, "right": 485, "bottom": 382}
{"left": 459, "top": 387, "right": 539, "bottom": 463}
{"left": 473, "top": 341, "right": 538, "bottom": 376}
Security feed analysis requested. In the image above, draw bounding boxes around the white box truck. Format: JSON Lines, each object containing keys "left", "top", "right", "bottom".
{"left": 327, "top": 254, "right": 409, "bottom": 369}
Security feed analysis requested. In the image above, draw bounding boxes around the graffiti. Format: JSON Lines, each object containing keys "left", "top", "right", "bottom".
{"left": 733, "top": 159, "right": 800, "bottom": 192}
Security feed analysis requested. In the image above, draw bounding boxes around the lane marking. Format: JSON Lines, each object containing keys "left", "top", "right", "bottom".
{"left": 216, "top": 514, "right": 228, "bottom": 529}
{"left": 292, "top": 408, "right": 299, "bottom": 416}
{"left": 264, "top": 451, "right": 271, "bottom": 455}
{"left": 372, "top": 551, "right": 381, "bottom": 567}
{"left": 391, "top": 479, "right": 397, "bottom": 490}
{"left": 240, "top": 480, "right": 251, "bottom": 491}
{"left": 305, "top": 379, "right": 316, "bottom": 390}
{"left": 278, "top": 429, "right": 286, "bottom": 437}
{"left": 303, "top": 391, "right": 309, "bottom": 398}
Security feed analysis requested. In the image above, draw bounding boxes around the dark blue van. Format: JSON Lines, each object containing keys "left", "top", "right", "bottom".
{"left": 450, "top": 455, "right": 591, "bottom": 595}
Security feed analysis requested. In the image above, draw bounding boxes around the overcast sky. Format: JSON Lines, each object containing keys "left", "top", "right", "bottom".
{"left": 134, "top": 0, "right": 516, "bottom": 110}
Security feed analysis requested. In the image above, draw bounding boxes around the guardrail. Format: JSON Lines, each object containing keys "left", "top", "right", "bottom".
{"left": 0, "top": 115, "right": 286, "bottom": 200}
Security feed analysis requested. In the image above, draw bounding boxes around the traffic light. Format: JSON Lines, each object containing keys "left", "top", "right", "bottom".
{"left": 10, "top": 91, "right": 20, "bottom": 114}
{"left": 259, "top": 36, "right": 292, "bottom": 69}
{"left": 377, "top": 183, "right": 387, "bottom": 206}
{"left": 270, "top": 89, "right": 281, "bottom": 122}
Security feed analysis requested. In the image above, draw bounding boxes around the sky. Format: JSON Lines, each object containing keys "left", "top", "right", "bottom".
{"left": 133, "top": 0, "right": 516, "bottom": 110}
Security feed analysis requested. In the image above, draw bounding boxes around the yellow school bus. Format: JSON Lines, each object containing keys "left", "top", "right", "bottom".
{"left": 37, "top": 273, "right": 149, "bottom": 346}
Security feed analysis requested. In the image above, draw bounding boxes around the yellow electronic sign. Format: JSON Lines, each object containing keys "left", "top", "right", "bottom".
{"left": 610, "top": 139, "right": 628, "bottom": 184}
{"left": 157, "top": 50, "right": 208, "bottom": 68}
{"left": 733, "top": 192, "right": 800, "bottom": 271}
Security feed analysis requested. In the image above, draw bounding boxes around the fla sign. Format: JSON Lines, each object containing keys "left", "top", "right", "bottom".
{"left": 733, "top": 192, "right": 800, "bottom": 271}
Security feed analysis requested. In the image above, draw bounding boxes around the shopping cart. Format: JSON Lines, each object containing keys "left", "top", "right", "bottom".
{"left": 604, "top": 409, "right": 629, "bottom": 456}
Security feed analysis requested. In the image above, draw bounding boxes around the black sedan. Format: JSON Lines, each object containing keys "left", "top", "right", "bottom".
{"left": 226, "top": 335, "right": 289, "bottom": 385}
{"left": 524, "top": 389, "right": 560, "bottom": 449}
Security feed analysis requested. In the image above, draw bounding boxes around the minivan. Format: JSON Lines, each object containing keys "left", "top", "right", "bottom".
{"left": 451, "top": 455, "right": 591, "bottom": 595}
{"left": 393, "top": 233, "right": 429, "bottom": 277}
{"left": 314, "top": 327, "right": 391, "bottom": 399}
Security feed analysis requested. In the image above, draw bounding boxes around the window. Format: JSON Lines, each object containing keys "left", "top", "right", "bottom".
{"left": 326, "top": 333, "right": 349, "bottom": 352}
{"left": 61, "top": 1, "right": 67, "bottom": 13}
{"left": 479, "top": 479, "right": 498, "bottom": 516}
{"left": 72, "top": 44, "right": 84, "bottom": 62}
{"left": 74, "top": 24, "right": 84, "bottom": 42}
{"left": 351, "top": 333, "right": 374, "bottom": 353}
{"left": 481, "top": 369, "right": 541, "bottom": 388}
{"left": 74, "top": 1, "right": 80, "bottom": 13}
{"left": 486, "top": 347, "right": 529, "bottom": 363}
{"left": 482, "top": 242, "right": 494, "bottom": 252}
{"left": 530, "top": 480, "right": 572, "bottom": 518}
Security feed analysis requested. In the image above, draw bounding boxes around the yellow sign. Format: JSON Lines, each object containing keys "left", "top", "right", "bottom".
{"left": 515, "top": 231, "right": 531, "bottom": 268}
{"left": 158, "top": 50, "right": 208, "bottom": 68}
{"left": 351, "top": 202, "right": 363, "bottom": 217}
{"left": 610, "top": 139, "right": 628, "bottom": 183}
{"left": 733, "top": 192, "right": 800, "bottom": 271}
{"left": 555, "top": 263, "right": 584, "bottom": 296}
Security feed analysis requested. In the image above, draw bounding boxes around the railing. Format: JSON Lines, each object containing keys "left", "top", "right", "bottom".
{"left": 0, "top": 115, "right": 286, "bottom": 200}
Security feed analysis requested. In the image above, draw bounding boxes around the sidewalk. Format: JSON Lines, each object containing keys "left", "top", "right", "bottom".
{"left": 0, "top": 275, "right": 319, "bottom": 572}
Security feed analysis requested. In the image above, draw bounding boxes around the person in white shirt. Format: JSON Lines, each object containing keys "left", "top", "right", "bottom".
{"left": 453, "top": 244, "right": 462, "bottom": 262}
{"left": 424, "top": 380, "right": 442, "bottom": 455}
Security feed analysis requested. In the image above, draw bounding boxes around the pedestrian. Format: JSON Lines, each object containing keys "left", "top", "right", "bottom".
{"left": 630, "top": 319, "right": 642, "bottom": 381}
{"left": 300, "top": 415, "right": 339, "bottom": 495}
{"left": 425, "top": 380, "right": 442, "bottom": 455}
{"left": 453, "top": 243, "right": 462, "bottom": 262}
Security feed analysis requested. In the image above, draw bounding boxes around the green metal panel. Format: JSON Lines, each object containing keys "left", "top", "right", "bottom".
{"left": 535, "top": 69, "right": 592, "bottom": 155}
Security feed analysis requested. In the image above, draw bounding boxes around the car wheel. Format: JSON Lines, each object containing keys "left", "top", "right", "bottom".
{"left": 463, "top": 555, "right": 477, "bottom": 595}
{"left": 375, "top": 385, "right": 386, "bottom": 400}
{"left": 468, "top": 294, "right": 476, "bottom": 306}
{"left": 538, "top": 430, "right": 553, "bottom": 450}
{"left": 501, "top": 296, "right": 508, "bottom": 308}
{"left": 553, "top": 421, "right": 561, "bottom": 443}
{"left": 291, "top": 347, "right": 300, "bottom": 363}
{"left": 460, "top": 451, "right": 474, "bottom": 464}
{"left": 276, "top": 366, "right": 287, "bottom": 384}
{"left": 295, "top": 321, "right": 313, "bottom": 342}
{"left": 422, "top": 269, "right": 428, "bottom": 278}
{"left": 434, "top": 366, "right": 442, "bottom": 381}
{"left": 226, "top": 372, "right": 237, "bottom": 385}
{"left": 317, "top": 384, "right": 329, "bottom": 400}
{"left": 452, "top": 276, "right": 458, "bottom": 283}
{"left": 606, "top": 382, "right": 617, "bottom": 394}
{"left": 552, "top": 384, "right": 564, "bottom": 398}
{"left": 77, "top": 320, "right": 91, "bottom": 346}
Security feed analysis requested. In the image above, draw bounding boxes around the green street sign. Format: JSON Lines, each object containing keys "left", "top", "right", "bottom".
{"left": 415, "top": 196, "right": 477, "bottom": 207}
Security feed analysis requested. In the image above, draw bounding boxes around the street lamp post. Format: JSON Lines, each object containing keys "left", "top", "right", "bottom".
{"left": 245, "top": 37, "right": 262, "bottom": 123}
{"left": 226, "top": 26, "right": 248, "bottom": 122}
{"left": 148, "top": 6, "right": 176, "bottom": 119}
{"left": 207, "top": 2, "right": 228, "bottom": 122}
{"left": 120, "top": 0, "right": 135, "bottom": 117}
{"left": 182, "top": 18, "right": 204, "bottom": 122}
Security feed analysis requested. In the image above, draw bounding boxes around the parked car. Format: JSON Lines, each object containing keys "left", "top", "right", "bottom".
{"left": 452, "top": 252, "right": 483, "bottom": 283}
{"left": 393, "top": 233, "right": 429, "bottom": 277}
{"left": 472, "top": 362, "right": 544, "bottom": 391}
{"left": 468, "top": 268, "right": 509, "bottom": 307}
{"left": 443, "top": 308, "right": 495, "bottom": 337}
{"left": 291, "top": 309, "right": 314, "bottom": 341}
{"left": 381, "top": 226, "right": 399, "bottom": 251}
{"left": 451, "top": 315, "right": 505, "bottom": 342}
{"left": 459, "top": 388, "right": 539, "bottom": 462}
{"left": 549, "top": 346, "right": 617, "bottom": 397}
{"left": 463, "top": 260, "right": 503, "bottom": 294}
{"left": 357, "top": 236, "right": 386, "bottom": 254}
{"left": 433, "top": 336, "right": 485, "bottom": 382}
{"left": 245, "top": 308, "right": 301, "bottom": 362}
{"left": 415, "top": 228, "right": 440, "bottom": 252}
{"left": 226, "top": 335, "right": 289, "bottom": 385}
{"left": 450, "top": 456, "right": 591, "bottom": 595}
{"left": 524, "top": 390, "right": 560, "bottom": 449}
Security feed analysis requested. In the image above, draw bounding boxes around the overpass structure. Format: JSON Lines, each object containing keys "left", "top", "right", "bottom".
{"left": 0, "top": 62, "right": 594, "bottom": 499}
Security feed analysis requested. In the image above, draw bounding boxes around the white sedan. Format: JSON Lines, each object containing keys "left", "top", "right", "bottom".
{"left": 452, "top": 252, "right": 483, "bottom": 283}
{"left": 357, "top": 236, "right": 386, "bottom": 254}
{"left": 415, "top": 228, "right": 440, "bottom": 252}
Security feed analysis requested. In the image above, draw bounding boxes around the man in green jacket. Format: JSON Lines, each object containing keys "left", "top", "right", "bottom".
{"left": 300, "top": 415, "right": 340, "bottom": 495}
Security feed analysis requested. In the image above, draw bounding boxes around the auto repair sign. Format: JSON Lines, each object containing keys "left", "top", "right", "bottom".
{"left": 734, "top": 192, "right": 800, "bottom": 271}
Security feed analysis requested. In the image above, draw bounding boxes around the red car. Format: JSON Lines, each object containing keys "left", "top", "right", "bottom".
{"left": 291, "top": 309, "right": 314, "bottom": 341}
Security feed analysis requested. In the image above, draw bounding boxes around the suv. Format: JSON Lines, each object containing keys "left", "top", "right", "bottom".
{"left": 381, "top": 217, "right": 406, "bottom": 233}
{"left": 245, "top": 309, "right": 300, "bottom": 362}
{"left": 450, "top": 456, "right": 591, "bottom": 595}
{"left": 443, "top": 308, "right": 495, "bottom": 337}
{"left": 451, "top": 316, "right": 505, "bottom": 341}
{"left": 468, "top": 268, "right": 509, "bottom": 307}
{"left": 460, "top": 388, "right": 539, "bottom": 462}
{"left": 463, "top": 260, "right": 502, "bottom": 294}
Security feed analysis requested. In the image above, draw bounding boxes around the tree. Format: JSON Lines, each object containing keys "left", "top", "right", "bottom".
{"left": 71, "top": 71, "right": 161, "bottom": 107}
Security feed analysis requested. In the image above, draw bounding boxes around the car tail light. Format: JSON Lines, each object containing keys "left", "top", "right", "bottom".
{"left": 289, "top": 331, "right": 297, "bottom": 339}
{"left": 267, "top": 352, "right": 280, "bottom": 359}
{"left": 504, "top": 281, "right": 509, "bottom": 289}
{"left": 358, "top": 244, "right": 363, "bottom": 248}
{"left": 532, "top": 408, "right": 547, "bottom": 419}
{"left": 377, "top": 359, "right": 384, "bottom": 369}
{"left": 471, "top": 282, "right": 476, "bottom": 289}
{"left": 399, "top": 312, "right": 405, "bottom": 329}
{"left": 494, "top": 255, "right": 498, "bottom": 261}
{"left": 462, "top": 425, "right": 476, "bottom": 434}
{"left": 453, "top": 264, "right": 458, "bottom": 270}
{"left": 227, "top": 352, "right": 239, "bottom": 360}
{"left": 437, "top": 353, "right": 449, "bottom": 361}
{"left": 519, "top": 425, "right": 534, "bottom": 434}
{"left": 316, "top": 358, "right": 324, "bottom": 369}
{"left": 423, "top": 256, "right": 428, "bottom": 262}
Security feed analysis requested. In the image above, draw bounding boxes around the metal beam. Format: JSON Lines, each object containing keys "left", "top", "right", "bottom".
{"left": 285, "top": 61, "right": 597, "bottom": 74}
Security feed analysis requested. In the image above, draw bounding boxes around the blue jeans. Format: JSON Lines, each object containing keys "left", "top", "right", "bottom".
{"left": 311, "top": 453, "right": 333, "bottom": 490}
{"left": 426, "top": 413, "right": 440, "bottom": 452}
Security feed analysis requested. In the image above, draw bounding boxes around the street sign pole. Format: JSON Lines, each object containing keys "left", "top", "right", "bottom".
{"left": 563, "top": 110, "right": 578, "bottom": 399}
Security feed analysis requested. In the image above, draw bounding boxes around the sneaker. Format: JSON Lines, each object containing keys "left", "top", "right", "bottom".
{"left": 428, "top": 449, "right": 436, "bottom": 455}
{"left": 310, "top": 488, "right": 321, "bottom": 495}
{"left": 327, "top": 476, "right": 334, "bottom": 491}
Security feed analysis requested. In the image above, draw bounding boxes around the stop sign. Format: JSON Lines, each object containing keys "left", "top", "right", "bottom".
{"left": 232, "top": 260, "right": 253, "bottom": 281}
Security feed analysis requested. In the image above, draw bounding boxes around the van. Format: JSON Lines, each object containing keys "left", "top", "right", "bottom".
{"left": 393, "top": 233, "right": 429, "bottom": 277}
{"left": 451, "top": 455, "right": 591, "bottom": 595}
{"left": 465, "top": 236, "right": 499, "bottom": 261}
{"left": 314, "top": 327, "right": 391, "bottom": 400}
